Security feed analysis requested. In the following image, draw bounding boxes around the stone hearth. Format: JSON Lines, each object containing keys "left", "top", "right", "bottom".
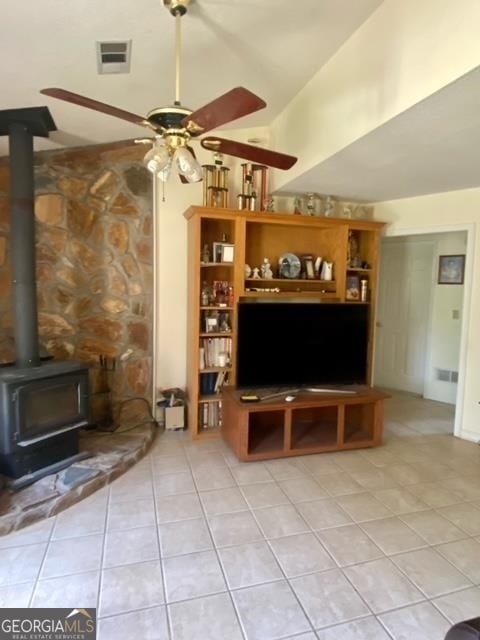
{"left": 0, "top": 401, "right": 158, "bottom": 536}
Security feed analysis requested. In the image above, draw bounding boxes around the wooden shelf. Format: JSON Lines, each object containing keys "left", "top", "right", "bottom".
{"left": 245, "top": 277, "right": 335, "bottom": 285}
{"left": 243, "top": 291, "right": 340, "bottom": 299}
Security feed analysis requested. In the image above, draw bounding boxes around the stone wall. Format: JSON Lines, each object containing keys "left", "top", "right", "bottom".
{"left": 0, "top": 143, "right": 153, "bottom": 426}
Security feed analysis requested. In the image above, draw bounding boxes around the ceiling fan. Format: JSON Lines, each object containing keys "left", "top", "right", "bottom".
{"left": 40, "top": 0, "right": 297, "bottom": 183}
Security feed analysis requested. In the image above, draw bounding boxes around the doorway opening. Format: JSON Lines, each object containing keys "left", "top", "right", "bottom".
{"left": 373, "top": 229, "right": 469, "bottom": 437}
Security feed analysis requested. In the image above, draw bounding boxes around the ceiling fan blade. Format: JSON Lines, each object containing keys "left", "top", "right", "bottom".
{"left": 40, "top": 88, "right": 147, "bottom": 127}
{"left": 183, "top": 87, "right": 266, "bottom": 135}
{"left": 201, "top": 137, "right": 297, "bottom": 170}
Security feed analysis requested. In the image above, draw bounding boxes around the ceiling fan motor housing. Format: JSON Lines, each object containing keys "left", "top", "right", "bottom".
{"left": 164, "top": 0, "right": 190, "bottom": 17}
{"left": 146, "top": 105, "right": 192, "bottom": 131}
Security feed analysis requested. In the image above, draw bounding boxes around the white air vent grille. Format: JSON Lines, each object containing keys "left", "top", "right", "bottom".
{"left": 96, "top": 41, "right": 131, "bottom": 74}
{"left": 436, "top": 368, "right": 458, "bottom": 383}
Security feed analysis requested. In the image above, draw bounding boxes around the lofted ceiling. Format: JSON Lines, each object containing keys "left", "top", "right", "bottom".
{"left": 1, "top": 0, "right": 478, "bottom": 203}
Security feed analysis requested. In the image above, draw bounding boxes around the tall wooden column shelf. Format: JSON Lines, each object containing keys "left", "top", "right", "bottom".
{"left": 184, "top": 206, "right": 386, "bottom": 446}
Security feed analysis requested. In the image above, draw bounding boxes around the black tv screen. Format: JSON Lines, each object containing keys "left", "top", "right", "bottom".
{"left": 236, "top": 301, "right": 369, "bottom": 388}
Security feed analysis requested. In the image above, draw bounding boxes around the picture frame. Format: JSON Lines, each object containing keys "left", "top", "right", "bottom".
{"left": 346, "top": 274, "right": 360, "bottom": 300}
{"left": 301, "top": 254, "right": 315, "bottom": 280}
{"left": 212, "top": 242, "right": 235, "bottom": 263}
{"left": 221, "top": 243, "right": 235, "bottom": 263}
{"left": 438, "top": 254, "right": 465, "bottom": 285}
{"left": 205, "top": 313, "right": 218, "bottom": 333}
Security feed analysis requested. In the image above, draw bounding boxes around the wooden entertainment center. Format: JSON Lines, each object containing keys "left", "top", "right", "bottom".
{"left": 184, "top": 205, "right": 386, "bottom": 457}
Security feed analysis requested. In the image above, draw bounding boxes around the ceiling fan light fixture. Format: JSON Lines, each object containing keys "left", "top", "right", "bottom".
{"left": 174, "top": 147, "right": 203, "bottom": 183}
{"left": 143, "top": 142, "right": 171, "bottom": 175}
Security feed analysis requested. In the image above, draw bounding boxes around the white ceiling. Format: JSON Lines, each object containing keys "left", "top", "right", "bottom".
{"left": 2, "top": 0, "right": 479, "bottom": 203}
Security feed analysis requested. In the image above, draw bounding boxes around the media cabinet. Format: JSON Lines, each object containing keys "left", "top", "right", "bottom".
{"left": 184, "top": 205, "right": 386, "bottom": 447}
{"left": 222, "top": 386, "right": 388, "bottom": 462}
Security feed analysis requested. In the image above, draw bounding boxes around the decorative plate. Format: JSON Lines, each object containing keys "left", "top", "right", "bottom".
{"left": 278, "top": 253, "right": 301, "bottom": 279}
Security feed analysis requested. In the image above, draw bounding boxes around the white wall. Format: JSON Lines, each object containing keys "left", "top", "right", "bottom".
{"left": 424, "top": 232, "right": 466, "bottom": 404}
{"left": 374, "top": 189, "right": 479, "bottom": 441}
{"left": 270, "top": 0, "right": 480, "bottom": 192}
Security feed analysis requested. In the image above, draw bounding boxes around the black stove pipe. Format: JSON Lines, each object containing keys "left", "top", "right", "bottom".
{"left": 8, "top": 122, "right": 40, "bottom": 368}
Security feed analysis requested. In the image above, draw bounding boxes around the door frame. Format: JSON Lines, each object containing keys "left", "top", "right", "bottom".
{"left": 378, "top": 223, "right": 474, "bottom": 438}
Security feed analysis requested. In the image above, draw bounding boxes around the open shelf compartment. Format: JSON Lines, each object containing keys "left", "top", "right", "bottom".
{"left": 343, "top": 402, "right": 375, "bottom": 443}
{"left": 291, "top": 406, "right": 338, "bottom": 450}
{"left": 247, "top": 410, "right": 284, "bottom": 456}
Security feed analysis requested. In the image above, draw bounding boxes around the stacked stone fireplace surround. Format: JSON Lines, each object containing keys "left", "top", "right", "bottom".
{"left": 0, "top": 142, "right": 153, "bottom": 423}
{"left": 0, "top": 142, "right": 155, "bottom": 532}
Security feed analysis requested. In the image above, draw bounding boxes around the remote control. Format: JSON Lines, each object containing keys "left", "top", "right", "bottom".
{"left": 240, "top": 394, "right": 261, "bottom": 402}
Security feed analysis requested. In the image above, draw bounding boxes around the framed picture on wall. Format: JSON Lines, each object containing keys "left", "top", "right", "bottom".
{"left": 438, "top": 254, "right": 465, "bottom": 285}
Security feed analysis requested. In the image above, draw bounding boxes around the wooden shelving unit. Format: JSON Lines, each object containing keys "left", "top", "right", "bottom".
{"left": 184, "top": 206, "right": 385, "bottom": 440}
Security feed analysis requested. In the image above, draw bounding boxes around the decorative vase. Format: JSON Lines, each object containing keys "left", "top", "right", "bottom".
{"left": 320, "top": 261, "right": 333, "bottom": 281}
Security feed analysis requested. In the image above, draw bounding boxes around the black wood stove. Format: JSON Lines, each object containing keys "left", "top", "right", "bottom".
{"left": 0, "top": 108, "right": 89, "bottom": 479}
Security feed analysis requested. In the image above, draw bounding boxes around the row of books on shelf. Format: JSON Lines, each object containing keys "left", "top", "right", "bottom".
{"left": 200, "top": 401, "right": 222, "bottom": 430}
{"left": 200, "top": 370, "right": 229, "bottom": 395}
{"left": 200, "top": 337, "right": 232, "bottom": 368}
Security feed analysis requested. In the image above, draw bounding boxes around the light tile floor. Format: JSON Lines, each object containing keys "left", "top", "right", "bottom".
{"left": 2, "top": 391, "right": 480, "bottom": 639}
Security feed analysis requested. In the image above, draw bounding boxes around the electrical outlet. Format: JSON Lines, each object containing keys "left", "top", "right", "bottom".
{"left": 452, "top": 309, "right": 460, "bottom": 320}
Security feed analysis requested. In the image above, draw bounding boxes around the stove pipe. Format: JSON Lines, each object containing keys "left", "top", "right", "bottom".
{"left": 8, "top": 122, "right": 40, "bottom": 368}
{"left": 1, "top": 108, "right": 56, "bottom": 368}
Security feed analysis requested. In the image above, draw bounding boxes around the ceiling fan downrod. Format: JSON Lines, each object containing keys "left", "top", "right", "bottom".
{"left": 163, "top": 0, "right": 191, "bottom": 105}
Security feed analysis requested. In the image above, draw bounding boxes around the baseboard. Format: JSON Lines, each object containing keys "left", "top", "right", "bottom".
{"left": 456, "top": 428, "right": 480, "bottom": 444}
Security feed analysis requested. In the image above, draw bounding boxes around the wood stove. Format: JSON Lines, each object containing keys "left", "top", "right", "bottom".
{"left": 0, "top": 107, "right": 90, "bottom": 479}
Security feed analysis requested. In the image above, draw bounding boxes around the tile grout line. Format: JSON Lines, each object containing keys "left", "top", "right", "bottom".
{"left": 27, "top": 514, "right": 57, "bottom": 607}
{"left": 95, "top": 483, "right": 112, "bottom": 616}
{"left": 150, "top": 444, "right": 173, "bottom": 640}
{"left": 183, "top": 442, "right": 250, "bottom": 640}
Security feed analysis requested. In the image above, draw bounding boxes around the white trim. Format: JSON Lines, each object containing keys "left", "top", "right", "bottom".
{"left": 381, "top": 222, "right": 475, "bottom": 439}
{"left": 456, "top": 428, "right": 480, "bottom": 444}
{"left": 151, "top": 176, "right": 159, "bottom": 413}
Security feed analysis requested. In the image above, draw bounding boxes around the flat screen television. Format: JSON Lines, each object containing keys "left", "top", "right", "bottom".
{"left": 236, "top": 300, "right": 369, "bottom": 388}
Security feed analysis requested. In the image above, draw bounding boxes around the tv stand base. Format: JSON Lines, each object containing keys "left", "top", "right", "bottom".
{"left": 222, "top": 386, "right": 388, "bottom": 462}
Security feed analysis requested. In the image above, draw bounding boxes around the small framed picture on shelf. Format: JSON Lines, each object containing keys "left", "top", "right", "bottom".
{"left": 205, "top": 313, "right": 218, "bottom": 333}
{"left": 438, "top": 254, "right": 465, "bottom": 284}
{"left": 346, "top": 274, "right": 360, "bottom": 300}
{"left": 213, "top": 242, "right": 235, "bottom": 263}
{"left": 301, "top": 255, "right": 315, "bottom": 279}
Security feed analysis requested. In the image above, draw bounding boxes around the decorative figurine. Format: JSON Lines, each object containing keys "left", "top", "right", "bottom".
{"left": 293, "top": 197, "right": 303, "bottom": 215}
{"left": 261, "top": 258, "right": 273, "bottom": 279}
{"left": 320, "top": 261, "right": 333, "bottom": 281}
{"left": 306, "top": 193, "right": 317, "bottom": 216}
{"left": 244, "top": 264, "right": 252, "bottom": 278}
{"left": 324, "top": 196, "right": 335, "bottom": 217}
{"left": 265, "top": 196, "right": 275, "bottom": 212}
{"left": 251, "top": 267, "right": 261, "bottom": 279}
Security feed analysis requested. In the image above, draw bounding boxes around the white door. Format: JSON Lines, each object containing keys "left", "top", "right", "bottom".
{"left": 374, "top": 239, "right": 434, "bottom": 394}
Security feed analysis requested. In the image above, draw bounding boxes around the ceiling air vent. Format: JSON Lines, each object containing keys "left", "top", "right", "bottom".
{"left": 96, "top": 41, "right": 131, "bottom": 74}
